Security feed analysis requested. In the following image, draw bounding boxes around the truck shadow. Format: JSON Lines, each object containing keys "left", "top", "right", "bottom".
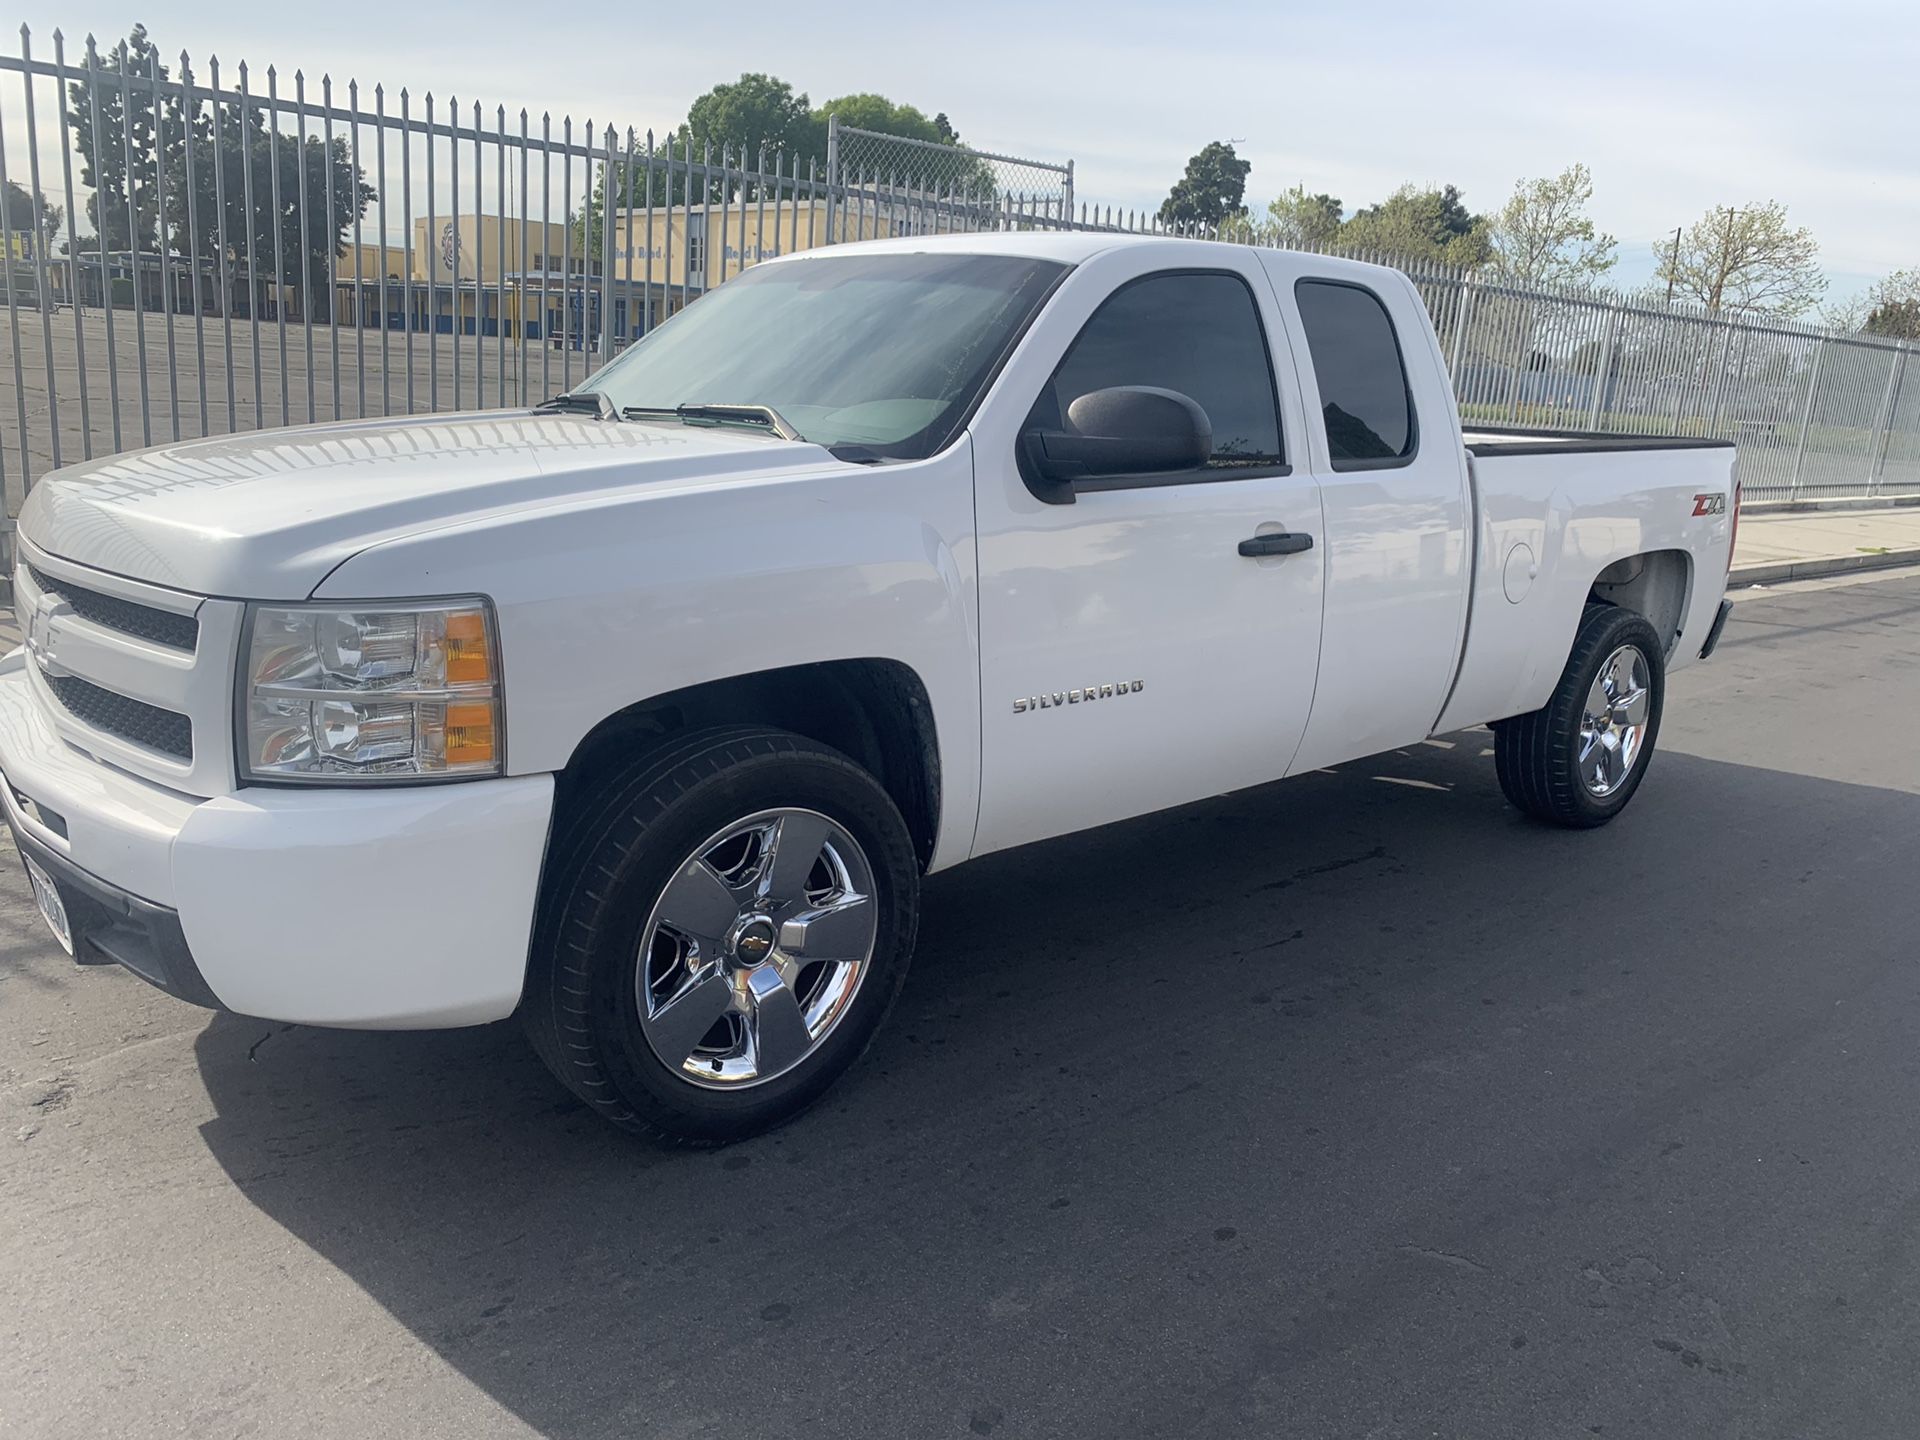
{"left": 191, "top": 739, "right": 1920, "bottom": 1438}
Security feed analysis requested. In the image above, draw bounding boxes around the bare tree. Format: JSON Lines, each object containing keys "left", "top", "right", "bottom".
{"left": 1817, "top": 293, "right": 1870, "bottom": 335}
{"left": 1863, "top": 268, "right": 1920, "bottom": 341}
{"left": 1485, "top": 163, "right": 1616, "bottom": 289}
{"left": 1655, "top": 201, "right": 1825, "bottom": 318}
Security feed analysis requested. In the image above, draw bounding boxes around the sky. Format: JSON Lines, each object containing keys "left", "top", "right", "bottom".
{"left": 9, "top": 0, "right": 1916, "bottom": 305}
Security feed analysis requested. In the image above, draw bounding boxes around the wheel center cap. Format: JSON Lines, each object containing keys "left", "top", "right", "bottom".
{"left": 730, "top": 917, "right": 777, "bottom": 969}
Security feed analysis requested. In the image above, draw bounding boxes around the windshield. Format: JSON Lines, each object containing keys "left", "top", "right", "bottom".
{"left": 575, "top": 252, "right": 1067, "bottom": 460}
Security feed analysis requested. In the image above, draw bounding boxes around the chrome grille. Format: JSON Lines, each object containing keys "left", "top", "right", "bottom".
{"left": 43, "top": 674, "right": 194, "bottom": 762}
{"left": 15, "top": 540, "right": 244, "bottom": 795}
{"left": 27, "top": 564, "right": 200, "bottom": 652}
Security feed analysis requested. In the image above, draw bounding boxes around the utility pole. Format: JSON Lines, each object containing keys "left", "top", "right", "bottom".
{"left": 1664, "top": 226, "right": 1682, "bottom": 306}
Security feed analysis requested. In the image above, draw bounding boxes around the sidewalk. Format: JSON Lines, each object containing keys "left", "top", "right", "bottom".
{"left": 1732, "top": 505, "right": 1920, "bottom": 585}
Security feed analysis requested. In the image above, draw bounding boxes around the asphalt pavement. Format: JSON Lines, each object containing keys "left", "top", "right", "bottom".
{"left": 5, "top": 571, "right": 1920, "bottom": 1439}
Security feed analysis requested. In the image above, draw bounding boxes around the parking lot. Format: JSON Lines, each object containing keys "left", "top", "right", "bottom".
{"left": 1, "top": 309, "right": 593, "bottom": 507}
{"left": 4, "top": 571, "right": 1920, "bottom": 1439}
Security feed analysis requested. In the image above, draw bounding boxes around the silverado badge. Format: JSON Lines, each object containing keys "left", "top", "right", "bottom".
{"left": 1013, "top": 680, "right": 1144, "bottom": 713}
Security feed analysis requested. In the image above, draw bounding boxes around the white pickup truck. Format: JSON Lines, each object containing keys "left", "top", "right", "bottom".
{"left": 0, "top": 234, "right": 1737, "bottom": 1142}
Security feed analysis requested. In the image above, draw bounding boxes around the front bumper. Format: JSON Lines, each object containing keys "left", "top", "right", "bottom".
{"left": 8, "top": 814, "right": 224, "bottom": 1010}
{"left": 0, "top": 650, "right": 555, "bottom": 1028}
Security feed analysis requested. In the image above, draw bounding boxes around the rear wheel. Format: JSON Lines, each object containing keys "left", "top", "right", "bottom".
{"left": 1494, "top": 604, "right": 1665, "bottom": 828}
{"left": 522, "top": 726, "right": 920, "bottom": 1144}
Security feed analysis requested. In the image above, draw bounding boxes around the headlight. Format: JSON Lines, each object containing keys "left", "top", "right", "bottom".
{"left": 241, "top": 599, "right": 502, "bottom": 782}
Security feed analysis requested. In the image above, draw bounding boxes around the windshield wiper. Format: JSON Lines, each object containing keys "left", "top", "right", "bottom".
{"left": 534, "top": 390, "right": 620, "bottom": 420}
{"left": 621, "top": 402, "right": 804, "bottom": 442}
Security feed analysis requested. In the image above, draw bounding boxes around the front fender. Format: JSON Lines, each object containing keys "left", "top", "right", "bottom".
{"left": 313, "top": 441, "right": 983, "bottom": 870}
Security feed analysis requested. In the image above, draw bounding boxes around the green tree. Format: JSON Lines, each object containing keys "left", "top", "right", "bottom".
{"left": 1340, "top": 183, "right": 1489, "bottom": 267}
{"left": 1, "top": 181, "right": 65, "bottom": 306}
{"left": 583, "top": 73, "right": 816, "bottom": 243}
{"left": 1, "top": 180, "right": 65, "bottom": 252}
{"left": 1159, "top": 141, "right": 1251, "bottom": 229}
{"left": 686, "top": 73, "right": 817, "bottom": 166}
{"left": 65, "top": 25, "right": 180, "bottom": 251}
{"left": 67, "top": 29, "right": 372, "bottom": 317}
{"left": 817, "top": 93, "right": 945, "bottom": 147}
{"left": 818, "top": 93, "right": 994, "bottom": 200}
{"left": 1485, "top": 162, "right": 1616, "bottom": 289}
{"left": 581, "top": 76, "right": 987, "bottom": 257}
{"left": 163, "top": 98, "right": 373, "bottom": 318}
{"left": 1256, "top": 184, "right": 1342, "bottom": 250}
{"left": 1655, "top": 201, "right": 1824, "bottom": 317}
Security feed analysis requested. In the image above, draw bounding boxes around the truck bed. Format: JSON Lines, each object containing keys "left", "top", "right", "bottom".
{"left": 1433, "top": 427, "right": 1739, "bottom": 735}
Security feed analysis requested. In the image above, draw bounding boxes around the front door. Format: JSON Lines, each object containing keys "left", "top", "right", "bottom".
{"left": 970, "top": 253, "right": 1326, "bottom": 857}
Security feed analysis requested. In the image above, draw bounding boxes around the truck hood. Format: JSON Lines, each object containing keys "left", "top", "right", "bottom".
{"left": 17, "top": 411, "right": 835, "bottom": 599}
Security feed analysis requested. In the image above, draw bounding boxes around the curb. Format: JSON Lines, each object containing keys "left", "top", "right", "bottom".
{"left": 1731, "top": 547, "right": 1920, "bottom": 587}
{"left": 1743, "top": 496, "right": 1920, "bottom": 517}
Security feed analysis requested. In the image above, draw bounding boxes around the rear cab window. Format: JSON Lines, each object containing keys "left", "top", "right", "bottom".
{"left": 1293, "top": 279, "right": 1418, "bottom": 470}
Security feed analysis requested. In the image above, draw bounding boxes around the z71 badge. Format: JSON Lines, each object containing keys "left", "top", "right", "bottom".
{"left": 1692, "top": 493, "right": 1727, "bottom": 516}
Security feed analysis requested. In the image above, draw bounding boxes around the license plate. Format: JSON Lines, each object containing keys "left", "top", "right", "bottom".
{"left": 23, "top": 853, "right": 73, "bottom": 956}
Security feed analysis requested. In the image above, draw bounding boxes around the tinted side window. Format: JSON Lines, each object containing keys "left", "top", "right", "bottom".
{"left": 1294, "top": 280, "right": 1416, "bottom": 469}
{"left": 1044, "top": 272, "right": 1283, "bottom": 466}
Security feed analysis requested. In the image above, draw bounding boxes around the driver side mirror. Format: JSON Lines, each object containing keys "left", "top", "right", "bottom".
{"left": 1018, "top": 385, "right": 1212, "bottom": 504}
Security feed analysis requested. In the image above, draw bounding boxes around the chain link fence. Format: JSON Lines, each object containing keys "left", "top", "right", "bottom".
{"left": 3, "top": 27, "right": 1916, "bottom": 514}
{"left": 826, "top": 116, "right": 1072, "bottom": 222}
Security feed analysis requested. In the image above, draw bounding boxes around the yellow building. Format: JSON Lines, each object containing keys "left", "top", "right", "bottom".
{"left": 412, "top": 214, "right": 578, "bottom": 286}
{"left": 333, "top": 216, "right": 577, "bottom": 337}
{"left": 328, "top": 199, "right": 917, "bottom": 345}
{"left": 608, "top": 198, "right": 910, "bottom": 291}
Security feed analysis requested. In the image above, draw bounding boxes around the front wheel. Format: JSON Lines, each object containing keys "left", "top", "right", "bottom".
{"left": 1494, "top": 604, "right": 1666, "bottom": 828}
{"left": 522, "top": 727, "right": 921, "bottom": 1144}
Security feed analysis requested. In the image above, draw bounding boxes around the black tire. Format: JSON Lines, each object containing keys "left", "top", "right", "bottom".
{"left": 521, "top": 726, "right": 920, "bottom": 1145}
{"left": 1494, "top": 604, "right": 1666, "bottom": 829}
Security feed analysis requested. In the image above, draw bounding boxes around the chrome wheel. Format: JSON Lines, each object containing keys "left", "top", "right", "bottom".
{"left": 636, "top": 808, "right": 877, "bottom": 1089}
{"left": 1579, "top": 644, "right": 1652, "bottom": 797}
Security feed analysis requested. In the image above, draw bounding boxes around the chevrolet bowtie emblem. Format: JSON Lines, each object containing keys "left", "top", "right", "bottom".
{"left": 25, "top": 599, "right": 70, "bottom": 679}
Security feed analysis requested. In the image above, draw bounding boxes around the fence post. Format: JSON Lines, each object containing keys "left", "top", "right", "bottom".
{"left": 598, "top": 126, "right": 616, "bottom": 366}
{"left": 1789, "top": 337, "right": 1826, "bottom": 500}
{"left": 1705, "top": 319, "right": 1738, "bottom": 437}
{"left": 1062, "top": 159, "right": 1074, "bottom": 230}
{"left": 1870, "top": 349, "right": 1906, "bottom": 495}
{"left": 1586, "top": 304, "right": 1620, "bottom": 432}
{"left": 1448, "top": 275, "right": 1474, "bottom": 384}
{"left": 823, "top": 114, "right": 840, "bottom": 247}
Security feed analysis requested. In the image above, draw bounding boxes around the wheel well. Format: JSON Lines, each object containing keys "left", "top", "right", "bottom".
{"left": 1588, "top": 549, "right": 1692, "bottom": 657}
{"left": 557, "top": 660, "right": 942, "bottom": 871}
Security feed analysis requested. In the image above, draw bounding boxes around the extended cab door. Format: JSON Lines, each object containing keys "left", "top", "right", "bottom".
{"left": 968, "top": 244, "right": 1326, "bottom": 857}
{"left": 1258, "top": 255, "right": 1474, "bottom": 772}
